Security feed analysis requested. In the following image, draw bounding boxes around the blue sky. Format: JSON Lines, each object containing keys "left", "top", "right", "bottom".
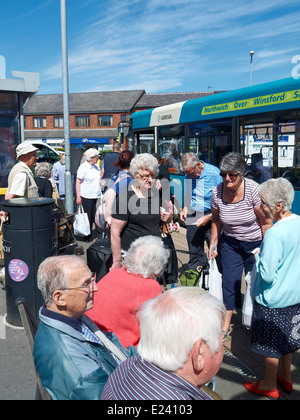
{"left": 1, "top": 0, "right": 300, "bottom": 94}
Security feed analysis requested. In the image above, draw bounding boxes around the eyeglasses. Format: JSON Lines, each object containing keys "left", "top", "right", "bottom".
{"left": 137, "top": 172, "right": 156, "bottom": 180}
{"left": 60, "top": 273, "right": 96, "bottom": 292}
{"left": 220, "top": 172, "right": 239, "bottom": 179}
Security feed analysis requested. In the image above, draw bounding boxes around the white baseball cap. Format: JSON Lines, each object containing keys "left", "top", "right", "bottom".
{"left": 84, "top": 148, "right": 99, "bottom": 159}
{"left": 16, "top": 142, "right": 38, "bottom": 159}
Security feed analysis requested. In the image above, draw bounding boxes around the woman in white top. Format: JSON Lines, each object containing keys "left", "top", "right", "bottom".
{"left": 76, "top": 148, "right": 101, "bottom": 242}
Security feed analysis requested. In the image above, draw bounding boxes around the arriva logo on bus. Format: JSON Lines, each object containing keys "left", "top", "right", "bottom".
{"left": 157, "top": 114, "right": 173, "bottom": 123}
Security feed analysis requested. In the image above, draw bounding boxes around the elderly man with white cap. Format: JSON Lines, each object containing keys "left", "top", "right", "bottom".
{"left": 5, "top": 142, "right": 39, "bottom": 200}
{"left": 76, "top": 148, "right": 101, "bottom": 242}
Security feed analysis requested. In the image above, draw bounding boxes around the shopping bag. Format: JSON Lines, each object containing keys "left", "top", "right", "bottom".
{"left": 87, "top": 238, "right": 112, "bottom": 282}
{"left": 208, "top": 259, "right": 223, "bottom": 302}
{"left": 95, "top": 193, "right": 107, "bottom": 230}
{"left": 73, "top": 205, "right": 91, "bottom": 237}
{"left": 179, "top": 269, "right": 202, "bottom": 287}
{"left": 157, "top": 235, "right": 178, "bottom": 286}
{"left": 242, "top": 262, "right": 257, "bottom": 329}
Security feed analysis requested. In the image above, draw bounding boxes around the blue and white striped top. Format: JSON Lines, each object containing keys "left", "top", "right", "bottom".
{"left": 101, "top": 355, "right": 212, "bottom": 400}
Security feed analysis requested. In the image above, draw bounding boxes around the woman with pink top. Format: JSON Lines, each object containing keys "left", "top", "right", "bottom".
{"left": 87, "top": 235, "right": 169, "bottom": 347}
{"left": 209, "top": 152, "right": 272, "bottom": 337}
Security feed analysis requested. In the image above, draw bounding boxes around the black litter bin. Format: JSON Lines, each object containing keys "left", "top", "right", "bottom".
{"left": 2, "top": 198, "right": 57, "bottom": 327}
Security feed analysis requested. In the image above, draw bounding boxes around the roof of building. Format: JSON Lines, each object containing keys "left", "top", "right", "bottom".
{"left": 24, "top": 90, "right": 145, "bottom": 115}
{"left": 136, "top": 91, "right": 227, "bottom": 109}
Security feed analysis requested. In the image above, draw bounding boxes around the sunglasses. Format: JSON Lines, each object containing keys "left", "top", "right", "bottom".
{"left": 220, "top": 172, "right": 239, "bottom": 179}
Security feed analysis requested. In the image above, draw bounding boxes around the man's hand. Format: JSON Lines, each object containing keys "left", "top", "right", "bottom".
{"left": 193, "top": 214, "right": 211, "bottom": 228}
{"left": 180, "top": 207, "right": 188, "bottom": 223}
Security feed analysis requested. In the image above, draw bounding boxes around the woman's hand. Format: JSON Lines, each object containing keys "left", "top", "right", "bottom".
{"left": 208, "top": 244, "right": 218, "bottom": 260}
{"left": 110, "top": 260, "right": 122, "bottom": 271}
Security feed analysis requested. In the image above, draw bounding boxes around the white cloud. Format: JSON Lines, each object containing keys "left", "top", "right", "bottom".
{"left": 41, "top": 0, "right": 300, "bottom": 92}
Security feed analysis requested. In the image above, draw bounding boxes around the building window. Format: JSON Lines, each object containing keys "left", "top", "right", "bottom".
{"left": 76, "top": 116, "right": 90, "bottom": 127}
{"left": 33, "top": 117, "right": 47, "bottom": 128}
{"left": 54, "top": 117, "right": 64, "bottom": 128}
{"left": 121, "top": 114, "right": 127, "bottom": 123}
{"left": 98, "top": 115, "right": 113, "bottom": 127}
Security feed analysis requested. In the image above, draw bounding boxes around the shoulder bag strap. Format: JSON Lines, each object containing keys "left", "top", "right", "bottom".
{"left": 82, "top": 315, "right": 127, "bottom": 362}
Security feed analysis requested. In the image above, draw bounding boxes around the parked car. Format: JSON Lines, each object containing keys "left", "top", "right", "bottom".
{"left": 27, "top": 141, "right": 60, "bottom": 165}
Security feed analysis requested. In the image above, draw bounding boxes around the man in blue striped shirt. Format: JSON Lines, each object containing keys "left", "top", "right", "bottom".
{"left": 180, "top": 153, "right": 222, "bottom": 271}
{"left": 101, "top": 288, "right": 225, "bottom": 400}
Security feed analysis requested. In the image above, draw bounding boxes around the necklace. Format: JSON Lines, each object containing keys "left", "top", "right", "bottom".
{"left": 227, "top": 179, "right": 244, "bottom": 196}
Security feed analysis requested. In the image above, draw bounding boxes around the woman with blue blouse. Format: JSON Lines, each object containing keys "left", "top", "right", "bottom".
{"left": 244, "top": 178, "right": 300, "bottom": 399}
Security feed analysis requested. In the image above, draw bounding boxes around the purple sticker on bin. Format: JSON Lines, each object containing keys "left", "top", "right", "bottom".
{"left": 8, "top": 259, "right": 29, "bottom": 282}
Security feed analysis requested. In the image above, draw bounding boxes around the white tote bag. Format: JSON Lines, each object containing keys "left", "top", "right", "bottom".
{"left": 242, "top": 262, "right": 257, "bottom": 329}
{"left": 208, "top": 259, "right": 223, "bottom": 302}
{"left": 73, "top": 205, "right": 91, "bottom": 237}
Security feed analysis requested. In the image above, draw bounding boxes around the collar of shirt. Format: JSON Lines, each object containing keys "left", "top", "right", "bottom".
{"left": 41, "top": 306, "right": 122, "bottom": 365}
{"left": 148, "top": 360, "right": 210, "bottom": 400}
{"left": 185, "top": 161, "right": 206, "bottom": 180}
{"left": 41, "top": 306, "right": 99, "bottom": 341}
{"left": 133, "top": 356, "right": 212, "bottom": 400}
{"left": 41, "top": 305, "right": 83, "bottom": 332}
{"left": 199, "top": 161, "right": 207, "bottom": 178}
{"left": 41, "top": 306, "right": 121, "bottom": 359}
{"left": 19, "top": 161, "right": 34, "bottom": 175}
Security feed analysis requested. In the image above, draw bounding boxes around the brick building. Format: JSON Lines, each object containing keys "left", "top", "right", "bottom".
{"left": 24, "top": 89, "right": 223, "bottom": 148}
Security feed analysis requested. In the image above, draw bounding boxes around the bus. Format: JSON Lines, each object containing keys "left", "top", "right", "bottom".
{"left": 129, "top": 77, "right": 300, "bottom": 213}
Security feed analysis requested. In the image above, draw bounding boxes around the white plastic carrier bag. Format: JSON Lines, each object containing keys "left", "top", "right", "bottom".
{"left": 73, "top": 205, "right": 91, "bottom": 237}
{"left": 242, "top": 261, "right": 257, "bottom": 329}
{"left": 208, "top": 259, "right": 223, "bottom": 302}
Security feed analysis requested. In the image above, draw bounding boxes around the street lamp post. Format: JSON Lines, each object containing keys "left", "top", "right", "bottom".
{"left": 60, "top": 0, "right": 73, "bottom": 214}
{"left": 249, "top": 51, "right": 254, "bottom": 87}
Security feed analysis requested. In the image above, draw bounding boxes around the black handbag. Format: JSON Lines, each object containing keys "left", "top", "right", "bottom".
{"left": 86, "top": 238, "right": 112, "bottom": 282}
{"left": 157, "top": 234, "right": 178, "bottom": 286}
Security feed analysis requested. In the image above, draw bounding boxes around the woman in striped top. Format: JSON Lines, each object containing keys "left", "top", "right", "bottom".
{"left": 209, "top": 152, "right": 272, "bottom": 336}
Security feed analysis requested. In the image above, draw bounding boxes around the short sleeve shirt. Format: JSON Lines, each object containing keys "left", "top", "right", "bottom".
{"left": 8, "top": 162, "right": 38, "bottom": 197}
{"left": 8, "top": 172, "right": 28, "bottom": 196}
{"left": 112, "top": 187, "right": 161, "bottom": 251}
{"left": 211, "top": 178, "right": 262, "bottom": 241}
{"left": 77, "top": 161, "right": 101, "bottom": 199}
{"left": 186, "top": 162, "right": 222, "bottom": 213}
